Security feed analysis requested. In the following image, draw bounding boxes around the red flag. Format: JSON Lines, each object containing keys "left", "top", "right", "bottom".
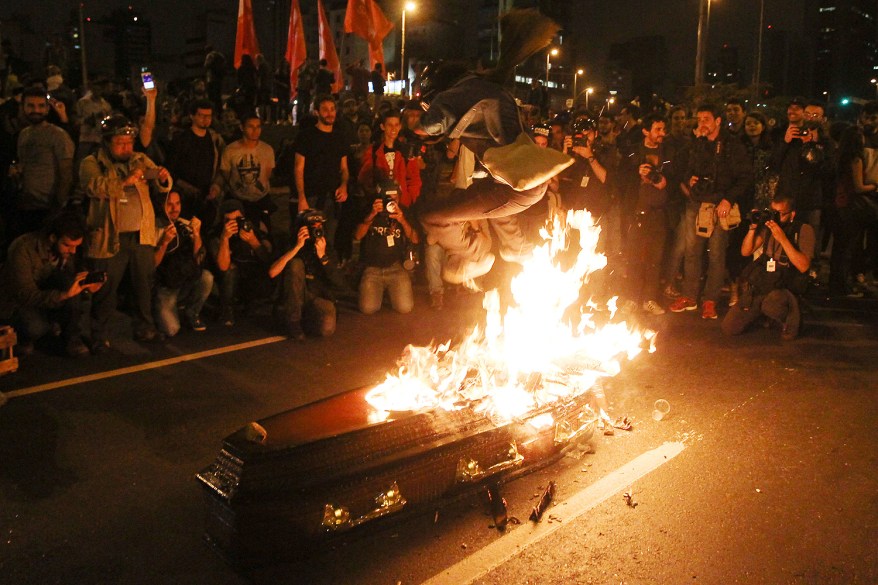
{"left": 234, "top": 0, "right": 261, "bottom": 69}
{"left": 344, "top": 0, "right": 394, "bottom": 70}
{"left": 317, "top": 0, "right": 343, "bottom": 94}
{"left": 285, "top": 0, "right": 307, "bottom": 99}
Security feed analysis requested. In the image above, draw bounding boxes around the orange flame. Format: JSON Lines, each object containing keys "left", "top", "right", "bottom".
{"left": 366, "top": 210, "right": 654, "bottom": 424}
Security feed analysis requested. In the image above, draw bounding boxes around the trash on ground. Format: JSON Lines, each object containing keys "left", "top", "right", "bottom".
{"left": 530, "top": 481, "right": 557, "bottom": 522}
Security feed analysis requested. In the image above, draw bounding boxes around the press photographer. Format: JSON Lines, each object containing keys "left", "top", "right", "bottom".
{"left": 153, "top": 191, "right": 213, "bottom": 336}
{"left": 0, "top": 211, "right": 103, "bottom": 357}
{"left": 269, "top": 209, "right": 348, "bottom": 341}
{"left": 721, "top": 193, "right": 813, "bottom": 340}
{"left": 208, "top": 199, "right": 272, "bottom": 327}
{"left": 669, "top": 103, "right": 752, "bottom": 320}
{"left": 559, "top": 115, "right": 619, "bottom": 219}
{"left": 354, "top": 186, "right": 419, "bottom": 315}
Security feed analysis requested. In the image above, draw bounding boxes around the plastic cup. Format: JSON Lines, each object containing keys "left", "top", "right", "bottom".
{"left": 652, "top": 399, "right": 670, "bottom": 421}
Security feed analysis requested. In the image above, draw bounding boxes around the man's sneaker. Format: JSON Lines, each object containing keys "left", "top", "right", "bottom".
{"left": 663, "top": 284, "right": 682, "bottom": 299}
{"left": 287, "top": 320, "right": 305, "bottom": 341}
{"left": 642, "top": 300, "right": 666, "bottom": 316}
{"left": 65, "top": 338, "right": 91, "bottom": 358}
{"left": 90, "top": 338, "right": 110, "bottom": 355}
{"left": 781, "top": 295, "right": 801, "bottom": 341}
{"left": 669, "top": 296, "right": 697, "bottom": 312}
{"left": 442, "top": 253, "right": 495, "bottom": 284}
{"left": 186, "top": 311, "right": 207, "bottom": 332}
{"left": 220, "top": 307, "right": 235, "bottom": 327}
{"left": 701, "top": 300, "right": 718, "bottom": 320}
{"left": 728, "top": 282, "right": 740, "bottom": 307}
{"left": 430, "top": 291, "right": 444, "bottom": 310}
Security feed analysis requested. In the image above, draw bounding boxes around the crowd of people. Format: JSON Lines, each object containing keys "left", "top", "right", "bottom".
{"left": 1, "top": 46, "right": 877, "bottom": 362}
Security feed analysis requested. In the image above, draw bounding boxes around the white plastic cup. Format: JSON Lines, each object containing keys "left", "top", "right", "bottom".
{"left": 652, "top": 399, "right": 670, "bottom": 421}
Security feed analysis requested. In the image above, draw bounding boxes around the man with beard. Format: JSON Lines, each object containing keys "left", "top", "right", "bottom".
{"left": 8, "top": 87, "right": 75, "bottom": 240}
{"left": 167, "top": 99, "right": 225, "bottom": 227}
{"left": 292, "top": 95, "right": 349, "bottom": 246}
{"left": 80, "top": 114, "right": 172, "bottom": 352}
{"left": 0, "top": 211, "right": 104, "bottom": 357}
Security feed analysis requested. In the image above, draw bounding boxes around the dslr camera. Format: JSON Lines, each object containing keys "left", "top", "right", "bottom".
{"left": 645, "top": 164, "right": 663, "bottom": 185}
{"left": 377, "top": 180, "right": 400, "bottom": 215}
{"left": 747, "top": 207, "right": 781, "bottom": 226}
{"left": 570, "top": 116, "right": 596, "bottom": 148}
{"left": 297, "top": 209, "right": 327, "bottom": 240}
{"left": 690, "top": 175, "right": 715, "bottom": 197}
{"left": 235, "top": 217, "right": 254, "bottom": 233}
{"left": 174, "top": 217, "right": 193, "bottom": 236}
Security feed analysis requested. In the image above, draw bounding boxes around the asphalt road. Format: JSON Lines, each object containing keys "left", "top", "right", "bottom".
{"left": 1, "top": 284, "right": 876, "bottom": 585}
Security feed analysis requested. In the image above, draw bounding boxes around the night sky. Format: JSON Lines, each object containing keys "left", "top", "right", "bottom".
{"left": 5, "top": 0, "right": 808, "bottom": 89}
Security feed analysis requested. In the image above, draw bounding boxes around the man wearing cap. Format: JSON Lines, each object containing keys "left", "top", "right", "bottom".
{"left": 269, "top": 209, "right": 347, "bottom": 340}
{"left": 207, "top": 198, "right": 272, "bottom": 326}
{"left": 80, "top": 114, "right": 172, "bottom": 351}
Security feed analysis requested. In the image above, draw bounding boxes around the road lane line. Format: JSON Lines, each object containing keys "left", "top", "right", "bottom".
{"left": 420, "top": 441, "right": 686, "bottom": 585}
{"left": 5, "top": 336, "right": 286, "bottom": 398}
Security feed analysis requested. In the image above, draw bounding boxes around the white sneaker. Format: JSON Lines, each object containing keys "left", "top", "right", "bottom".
{"left": 642, "top": 300, "right": 666, "bottom": 316}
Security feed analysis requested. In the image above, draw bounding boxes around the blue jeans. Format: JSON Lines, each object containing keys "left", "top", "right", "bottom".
{"left": 153, "top": 269, "right": 214, "bottom": 336}
{"left": 424, "top": 242, "right": 446, "bottom": 295}
{"left": 682, "top": 202, "right": 728, "bottom": 302}
{"left": 359, "top": 263, "right": 414, "bottom": 314}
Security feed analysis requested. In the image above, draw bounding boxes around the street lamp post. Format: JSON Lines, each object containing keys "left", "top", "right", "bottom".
{"left": 546, "top": 48, "right": 558, "bottom": 86}
{"left": 694, "top": 0, "right": 712, "bottom": 85}
{"left": 585, "top": 87, "right": 593, "bottom": 111}
{"left": 573, "top": 68, "right": 584, "bottom": 101}
{"left": 401, "top": 2, "right": 416, "bottom": 96}
{"left": 872, "top": 78, "right": 878, "bottom": 99}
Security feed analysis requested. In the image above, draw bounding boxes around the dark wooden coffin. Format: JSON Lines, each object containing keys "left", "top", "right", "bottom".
{"left": 197, "top": 382, "right": 599, "bottom": 565}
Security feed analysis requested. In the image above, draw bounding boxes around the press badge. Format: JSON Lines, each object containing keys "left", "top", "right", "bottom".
{"left": 766, "top": 258, "right": 776, "bottom": 272}
{"left": 387, "top": 235, "right": 395, "bottom": 247}
{"left": 580, "top": 175, "right": 590, "bottom": 188}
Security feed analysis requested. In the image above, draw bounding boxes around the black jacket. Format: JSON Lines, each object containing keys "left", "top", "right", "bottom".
{"left": 682, "top": 130, "right": 753, "bottom": 206}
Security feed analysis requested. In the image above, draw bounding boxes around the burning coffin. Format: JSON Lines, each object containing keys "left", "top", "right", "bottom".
{"left": 197, "top": 210, "right": 654, "bottom": 565}
{"left": 197, "top": 378, "right": 600, "bottom": 565}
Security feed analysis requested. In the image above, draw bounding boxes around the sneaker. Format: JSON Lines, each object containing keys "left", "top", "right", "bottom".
{"left": 669, "top": 296, "right": 697, "bottom": 312}
{"left": 642, "top": 300, "right": 666, "bottom": 316}
{"left": 701, "top": 300, "right": 718, "bottom": 320}
{"left": 430, "top": 291, "right": 444, "bottom": 310}
{"left": 65, "top": 338, "right": 91, "bottom": 358}
{"left": 728, "top": 282, "right": 740, "bottom": 307}
{"left": 220, "top": 307, "right": 235, "bottom": 327}
{"left": 442, "top": 253, "right": 495, "bottom": 284}
{"left": 781, "top": 296, "right": 801, "bottom": 341}
{"left": 186, "top": 311, "right": 207, "bottom": 332}
{"left": 90, "top": 338, "right": 110, "bottom": 355}
{"left": 663, "top": 284, "right": 682, "bottom": 299}
{"left": 287, "top": 320, "right": 305, "bottom": 341}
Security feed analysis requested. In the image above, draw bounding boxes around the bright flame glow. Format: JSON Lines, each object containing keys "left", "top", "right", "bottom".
{"left": 365, "top": 210, "right": 654, "bottom": 425}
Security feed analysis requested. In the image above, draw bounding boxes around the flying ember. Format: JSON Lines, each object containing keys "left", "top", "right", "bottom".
{"left": 365, "top": 210, "right": 657, "bottom": 425}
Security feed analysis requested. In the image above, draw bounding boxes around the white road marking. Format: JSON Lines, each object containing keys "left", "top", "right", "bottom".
{"left": 420, "top": 441, "right": 686, "bottom": 585}
{"left": 5, "top": 336, "right": 286, "bottom": 399}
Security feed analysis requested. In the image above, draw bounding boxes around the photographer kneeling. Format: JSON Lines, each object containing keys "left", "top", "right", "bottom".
{"left": 721, "top": 193, "right": 813, "bottom": 340}
{"left": 0, "top": 211, "right": 105, "bottom": 357}
{"left": 153, "top": 191, "right": 213, "bottom": 336}
{"left": 354, "top": 186, "right": 419, "bottom": 315}
{"left": 269, "top": 210, "right": 347, "bottom": 340}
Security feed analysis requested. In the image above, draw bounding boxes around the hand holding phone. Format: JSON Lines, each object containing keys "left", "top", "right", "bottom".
{"left": 141, "top": 68, "right": 155, "bottom": 90}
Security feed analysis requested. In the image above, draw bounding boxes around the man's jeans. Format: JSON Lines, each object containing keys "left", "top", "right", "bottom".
{"left": 682, "top": 202, "right": 728, "bottom": 302}
{"left": 90, "top": 232, "right": 156, "bottom": 340}
{"left": 420, "top": 179, "right": 546, "bottom": 265}
{"left": 282, "top": 258, "right": 336, "bottom": 336}
{"left": 359, "top": 262, "right": 414, "bottom": 315}
{"left": 12, "top": 300, "right": 84, "bottom": 344}
{"left": 154, "top": 269, "right": 214, "bottom": 336}
{"left": 721, "top": 289, "right": 799, "bottom": 335}
{"left": 424, "top": 242, "right": 446, "bottom": 295}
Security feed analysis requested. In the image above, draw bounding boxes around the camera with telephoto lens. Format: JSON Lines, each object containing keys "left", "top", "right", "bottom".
{"left": 570, "top": 116, "right": 596, "bottom": 148}
{"left": 798, "top": 120, "right": 820, "bottom": 138}
{"left": 297, "top": 209, "right": 326, "bottom": 240}
{"left": 377, "top": 180, "right": 400, "bottom": 215}
{"left": 235, "top": 217, "right": 254, "bottom": 233}
{"left": 690, "top": 175, "right": 715, "bottom": 197}
{"left": 174, "top": 217, "right": 193, "bottom": 237}
{"left": 747, "top": 207, "right": 781, "bottom": 226}
{"left": 645, "top": 164, "right": 663, "bottom": 185}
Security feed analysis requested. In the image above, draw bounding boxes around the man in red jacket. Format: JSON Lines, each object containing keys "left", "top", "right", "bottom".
{"left": 358, "top": 110, "right": 421, "bottom": 208}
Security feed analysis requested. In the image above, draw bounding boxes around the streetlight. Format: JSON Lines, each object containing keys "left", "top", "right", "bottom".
{"left": 401, "top": 2, "right": 416, "bottom": 96}
{"left": 871, "top": 78, "right": 878, "bottom": 99}
{"left": 694, "top": 0, "right": 713, "bottom": 85}
{"left": 585, "top": 87, "right": 594, "bottom": 111}
{"left": 573, "top": 68, "right": 584, "bottom": 101}
{"left": 545, "top": 48, "right": 558, "bottom": 86}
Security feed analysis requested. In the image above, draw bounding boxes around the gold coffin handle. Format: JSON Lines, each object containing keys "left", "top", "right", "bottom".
{"left": 456, "top": 443, "right": 524, "bottom": 483}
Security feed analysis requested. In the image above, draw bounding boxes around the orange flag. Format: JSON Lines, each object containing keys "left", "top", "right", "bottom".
{"left": 344, "top": 0, "right": 394, "bottom": 70}
{"left": 234, "top": 0, "right": 261, "bottom": 69}
{"left": 285, "top": 0, "right": 307, "bottom": 99}
{"left": 317, "top": 0, "right": 343, "bottom": 94}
